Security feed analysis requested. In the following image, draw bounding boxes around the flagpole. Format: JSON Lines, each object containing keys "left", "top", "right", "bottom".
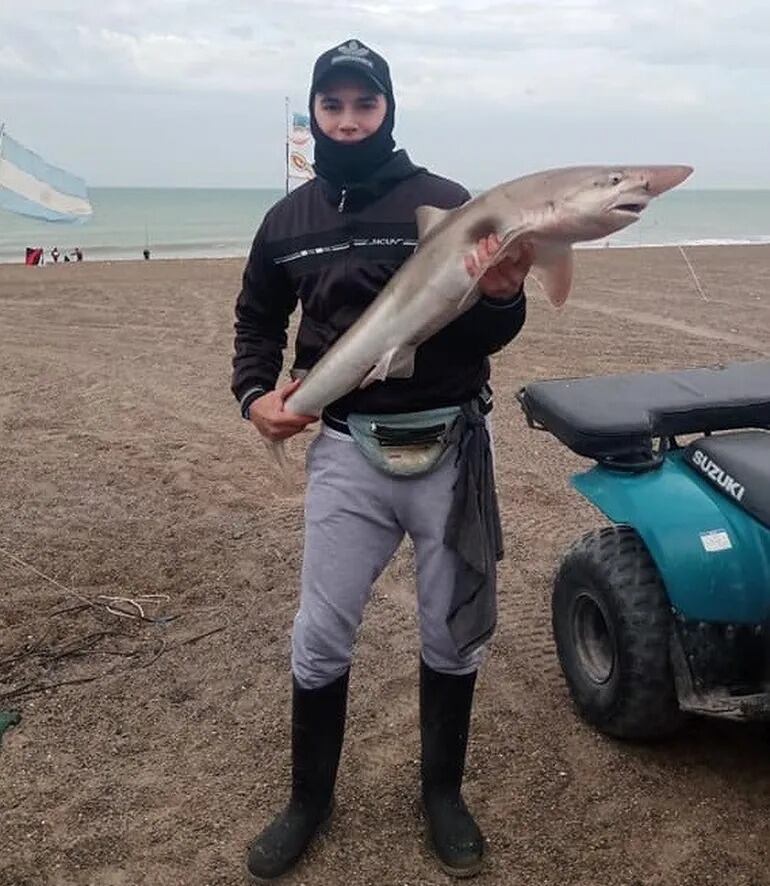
{"left": 284, "top": 97, "right": 290, "bottom": 196}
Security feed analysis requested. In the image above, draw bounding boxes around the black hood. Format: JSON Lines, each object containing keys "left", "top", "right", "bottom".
{"left": 316, "top": 149, "right": 424, "bottom": 210}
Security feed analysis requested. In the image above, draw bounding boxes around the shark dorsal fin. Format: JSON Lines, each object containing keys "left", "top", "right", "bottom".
{"left": 415, "top": 205, "right": 452, "bottom": 240}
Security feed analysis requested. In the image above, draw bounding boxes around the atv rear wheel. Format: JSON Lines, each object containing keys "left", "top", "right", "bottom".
{"left": 552, "top": 525, "right": 683, "bottom": 740}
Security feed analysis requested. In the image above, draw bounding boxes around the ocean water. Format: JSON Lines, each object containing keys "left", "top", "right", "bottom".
{"left": 1, "top": 186, "right": 770, "bottom": 264}
{"left": 0, "top": 187, "right": 282, "bottom": 264}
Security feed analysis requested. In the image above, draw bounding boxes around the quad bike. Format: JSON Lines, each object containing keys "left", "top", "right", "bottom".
{"left": 516, "top": 360, "right": 770, "bottom": 740}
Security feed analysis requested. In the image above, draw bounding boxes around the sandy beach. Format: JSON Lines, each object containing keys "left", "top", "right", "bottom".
{"left": 2, "top": 246, "right": 770, "bottom": 886}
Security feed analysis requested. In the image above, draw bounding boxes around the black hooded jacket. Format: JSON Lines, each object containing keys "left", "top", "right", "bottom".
{"left": 231, "top": 150, "right": 526, "bottom": 418}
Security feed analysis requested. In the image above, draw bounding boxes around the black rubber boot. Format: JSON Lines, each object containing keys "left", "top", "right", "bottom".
{"left": 420, "top": 659, "right": 484, "bottom": 878}
{"left": 247, "top": 671, "right": 349, "bottom": 881}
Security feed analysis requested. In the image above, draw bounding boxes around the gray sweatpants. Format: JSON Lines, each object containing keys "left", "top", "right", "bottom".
{"left": 291, "top": 426, "right": 485, "bottom": 689}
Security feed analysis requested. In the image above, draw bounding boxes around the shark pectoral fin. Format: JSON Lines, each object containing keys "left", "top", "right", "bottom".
{"left": 359, "top": 345, "right": 417, "bottom": 388}
{"left": 415, "top": 205, "right": 452, "bottom": 240}
{"left": 531, "top": 244, "right": 574, "bottom": 307}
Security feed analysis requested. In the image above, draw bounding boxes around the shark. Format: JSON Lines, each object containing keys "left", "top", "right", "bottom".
{"left": 282, "top": 164, "right": 693, "bottom": 420}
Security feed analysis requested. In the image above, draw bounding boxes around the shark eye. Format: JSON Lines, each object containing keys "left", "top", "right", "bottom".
{"left": 609, "top": 173, "right": 623, "bottom": 185}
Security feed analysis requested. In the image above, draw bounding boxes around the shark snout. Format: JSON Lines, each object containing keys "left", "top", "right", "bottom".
{"left": 642, "top": 165, "right": 693, "bottom": 197}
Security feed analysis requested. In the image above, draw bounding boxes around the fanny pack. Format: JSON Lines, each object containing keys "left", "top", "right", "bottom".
{"left": 346, "top": 406, "right": 464, "bottom": 477}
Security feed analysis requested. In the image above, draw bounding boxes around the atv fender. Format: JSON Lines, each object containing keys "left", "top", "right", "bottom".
{"left": 571, "top": 452, "right": 770, "bottom": 624}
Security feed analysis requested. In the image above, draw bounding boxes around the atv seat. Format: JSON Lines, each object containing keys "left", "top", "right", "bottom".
{"left": 683, "top": 431, "right": 770, "bottom": 529}
{"left": 516, "top": 360, "right": 770, "bottom": 469}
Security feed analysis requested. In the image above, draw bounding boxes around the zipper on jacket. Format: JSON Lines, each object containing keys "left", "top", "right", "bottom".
{"left": 337, "top": 188, "right": 347, "bottom": 212}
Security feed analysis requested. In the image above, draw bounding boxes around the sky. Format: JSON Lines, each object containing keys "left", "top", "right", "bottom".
{"left": 1, "top": 1, "right": 769, "bottom": 190}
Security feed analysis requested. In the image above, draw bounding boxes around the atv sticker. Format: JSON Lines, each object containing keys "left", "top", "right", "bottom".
{"left": 699, "top": 529, "right": 733, "bottom": 553}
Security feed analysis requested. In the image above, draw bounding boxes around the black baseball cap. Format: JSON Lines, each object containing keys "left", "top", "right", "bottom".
{"left": 311, "top": 39, "right": 392, "bottom": 96}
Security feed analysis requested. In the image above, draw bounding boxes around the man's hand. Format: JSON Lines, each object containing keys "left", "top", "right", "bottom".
{"left": 465, "top": 233, "right": 533, "bottom": 300}
{"left": 248, "top": 379, "right": 318, "bottom": 442}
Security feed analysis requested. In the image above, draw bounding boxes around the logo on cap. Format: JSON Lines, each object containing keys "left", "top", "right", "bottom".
{"left": 331, "top": 39, "right": 375, "bottom": 70}
{"left": 336, "top": 40, "right": 370, "bottom": 57}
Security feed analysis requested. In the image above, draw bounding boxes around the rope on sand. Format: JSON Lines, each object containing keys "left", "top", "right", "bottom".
{"left": 96, "top": 594, "right": 171, "bottom": 621}
{"left": 0, "top": 543, "right": 173, "bottom": 624}
{"left": 677, "top": 245, "right": 710, "bottom": 302}
{"left": 0, "top": 545, "right": 95, "bottom": 608}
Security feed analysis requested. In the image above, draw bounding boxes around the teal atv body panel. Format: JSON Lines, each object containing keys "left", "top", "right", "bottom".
{"left": 572, "top": 451, "right": 770, "bottom": 624}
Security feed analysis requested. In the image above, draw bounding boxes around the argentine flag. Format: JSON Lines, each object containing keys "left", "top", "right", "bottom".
{"left": 0, "top": 127, "right": 92, "bottom": 223}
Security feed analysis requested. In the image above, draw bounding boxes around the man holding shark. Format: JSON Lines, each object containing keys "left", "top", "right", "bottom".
{"left": 232, "top": 37, "right": 691, "bottom": 882}
{"left": 233, "top": 38, "right": 530, "bottom": 880}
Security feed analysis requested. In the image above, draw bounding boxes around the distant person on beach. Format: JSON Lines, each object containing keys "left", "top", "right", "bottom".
{"left": 73, "top": 247, "right": 83, "bottom": 262}
{"left": 232, "top": 39, "right": 531, "bottom": 881}
{"left": 143, "top": 248, "right": 150, "bottom": 260}
{"left": 51, "top": 246, "right": 60, "bottom": 263}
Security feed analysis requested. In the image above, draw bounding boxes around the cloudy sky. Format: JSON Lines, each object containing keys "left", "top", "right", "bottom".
{"left": 1, "top": 1, "right": 768, "bottom": 189}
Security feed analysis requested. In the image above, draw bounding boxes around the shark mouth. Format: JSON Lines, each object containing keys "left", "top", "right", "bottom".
{"left": 612, "top": 202, "right": 646, "bottom": 214}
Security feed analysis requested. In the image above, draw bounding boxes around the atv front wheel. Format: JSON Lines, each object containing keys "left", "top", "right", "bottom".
{"left": 552, "top": 525, "right": 683, "bottom": 740}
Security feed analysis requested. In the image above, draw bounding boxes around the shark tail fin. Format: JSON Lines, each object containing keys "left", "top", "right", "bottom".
{"left": 263, "top": 438, "right": 291, "bottom": 476}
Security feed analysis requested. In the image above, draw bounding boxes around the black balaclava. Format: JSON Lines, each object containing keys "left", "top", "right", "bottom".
{"left": 309, "top": 39, "right": 396, "bottom": 186}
